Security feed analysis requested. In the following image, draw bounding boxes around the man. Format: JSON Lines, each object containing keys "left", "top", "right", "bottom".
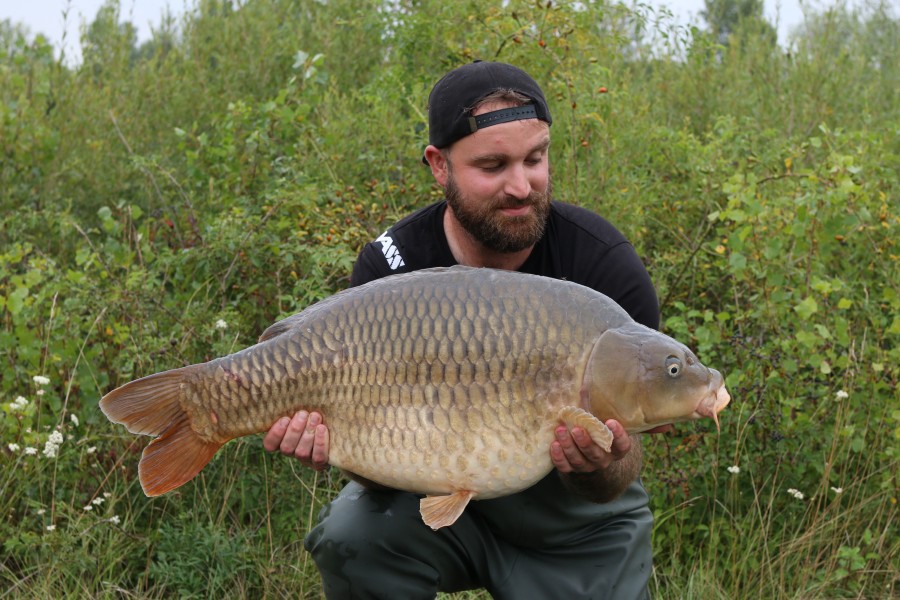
{"left": 264, "top": 61, "right": 667, "bottom": 599}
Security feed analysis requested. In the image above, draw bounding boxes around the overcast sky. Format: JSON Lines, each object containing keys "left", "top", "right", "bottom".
{"left": 1, "top": 0, "right": 873, "bottom": 63}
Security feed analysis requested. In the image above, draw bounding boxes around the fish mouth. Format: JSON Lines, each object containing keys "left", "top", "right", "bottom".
{"left": 694, "top": 369, "right": 731, "bottom": 431}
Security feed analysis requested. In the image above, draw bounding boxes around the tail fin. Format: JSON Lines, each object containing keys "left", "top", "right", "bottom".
{"left": 100, "top": 367, "right": 224, "bottom": 496}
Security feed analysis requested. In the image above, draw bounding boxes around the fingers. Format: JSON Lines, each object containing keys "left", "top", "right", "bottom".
{"left": 605, "top": 420, "right": 632, "bottom": 459}
{"left": 551, "top": 425, "right": 600, "bottom": 473}
{"left": 263, "top": 416, "right": 290, "bottom": 452}
{"left": 263, "top": 411, "right": 330, "bottom": 470}
{"left": 310, "top": 423, "right": 329, "bottom": 471}
{"left": 288, "top": 411, "right": 330, "bottom": 470}
{"left": 550, "top": 419, "right": 631, "bottom": 474}
{"left": 288, "top": 410, "right": 318, "bottom": 460}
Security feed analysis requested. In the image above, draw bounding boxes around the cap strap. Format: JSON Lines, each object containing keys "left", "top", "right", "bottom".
{"left": 467, "top": 105, "right": 538, "bottom": 133}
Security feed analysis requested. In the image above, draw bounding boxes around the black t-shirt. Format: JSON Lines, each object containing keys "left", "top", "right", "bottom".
{"left": 351, "top": 200, "right": 659, "bottom": 330}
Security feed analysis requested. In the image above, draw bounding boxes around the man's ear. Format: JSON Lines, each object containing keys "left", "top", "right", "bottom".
{"left": 424, "top": 145, "right": 449, "bottom": 187}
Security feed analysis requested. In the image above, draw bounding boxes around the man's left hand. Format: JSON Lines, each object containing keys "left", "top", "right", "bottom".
{"left": 551, "top": 419, "right": 630, "bottom": 473}
{"left": 550, "top": 420, "right": 674, "bottom": 474}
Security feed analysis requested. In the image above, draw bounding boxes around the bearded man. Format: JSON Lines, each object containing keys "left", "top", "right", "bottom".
{"left": 264, "top": 61, "right": 667, "bottom": 599}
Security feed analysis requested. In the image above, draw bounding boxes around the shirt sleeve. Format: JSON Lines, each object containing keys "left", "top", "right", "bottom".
{"left": 350, "top": 243, "right": 392, "bottom": 287}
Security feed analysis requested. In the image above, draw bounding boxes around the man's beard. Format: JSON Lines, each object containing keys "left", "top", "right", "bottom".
{"left": 444, "top": 172, "right": 552, "bottom": 254}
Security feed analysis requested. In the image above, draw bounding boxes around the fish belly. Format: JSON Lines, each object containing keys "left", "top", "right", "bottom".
{"left": 326, "top": 403, "right": 558, "bottom": 497}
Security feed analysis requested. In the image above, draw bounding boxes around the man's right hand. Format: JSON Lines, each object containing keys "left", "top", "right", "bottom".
{"left": 263, "top": 410, "right": 330, "bottom": 471}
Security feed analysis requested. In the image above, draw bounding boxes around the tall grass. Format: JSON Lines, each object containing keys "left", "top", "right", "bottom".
{"left": 1, "top": 0, "right": 897, "bottom": 597}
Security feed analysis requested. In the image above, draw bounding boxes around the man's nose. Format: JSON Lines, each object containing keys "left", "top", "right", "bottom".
{"left": 503, "top": 164, "right": 531, "bottom": 200}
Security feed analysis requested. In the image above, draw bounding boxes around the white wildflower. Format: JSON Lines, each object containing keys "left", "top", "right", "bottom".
{"left": 8, "top": 443, "right": 21, "bottom": 452}
{"left": 36, "top": 389, "right": 45, "bottom": 396}
{"left": 46, "top": 525, "right": 56, "bottom": 532}
{"left": 36, "top": 509, "right": 46, "bottom": 516}
{"left": 215, "top": 319, "right": 228, "bottom": 330}
{"left": 109, "top": 515, "right": 121, "bottom": 525}
{"left": 86, "top": 446, "right": 97, "bottom": 454}
{"left": 727, "top": 465, "right": 741, "bottom": 474}
{"left": 43, "top": 430, "right": 64, "bottom": 458}
{"left": 92, "top": 497, "right": 105, "bottom": 506}
{"left": 787, "top": 488, "right": 805, "bottom": 500}
{"left": 70, "top": 414, "right": 79, "bottom": 427}
{"left": 12, "top": 396, "right": 28, "bottom": 410}
{"left": 103, "top": 492, "right": 112, "bottom": 498}
{"left": 33, "top": 375, "right": 50, "bottom": 386}
{"left": 83, "top": 505, "right": 93, "bottom": 512}
{"left": 24, "top": 447, "right": 37, "bottom": 456}
{"left": 831, "top": 487, "right": 844, "bottom": 494}
{"left": 835, "top": 390, "right": 849, "bottom": 400}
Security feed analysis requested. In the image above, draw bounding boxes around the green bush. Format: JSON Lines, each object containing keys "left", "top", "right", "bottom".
{"left": 1, "top": 1, "right": 896, "bottom": 597}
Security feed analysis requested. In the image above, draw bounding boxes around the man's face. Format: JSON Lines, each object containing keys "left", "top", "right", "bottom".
{"left": 444, "top": 164, "right": 552, "bottom": 253}
{"left": 437, "top": 101, "right": 552, "bottom": 253}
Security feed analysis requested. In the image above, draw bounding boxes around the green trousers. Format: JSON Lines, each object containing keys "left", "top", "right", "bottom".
{"left": 304, "top": 474, "right": 653, "bottom": 599}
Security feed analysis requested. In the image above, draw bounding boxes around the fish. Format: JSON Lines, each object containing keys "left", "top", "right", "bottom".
{"left": 100, "top": 265, "right": 730, "bottom": 530}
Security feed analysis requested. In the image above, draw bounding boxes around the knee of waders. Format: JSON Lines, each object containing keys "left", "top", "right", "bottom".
{"left": 304, "top": 483, "right": 423, "bottom": 567}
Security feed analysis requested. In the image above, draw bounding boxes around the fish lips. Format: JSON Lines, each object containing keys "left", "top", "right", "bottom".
{"left": 692, "top": 368, "right": 731, "bottom": 431}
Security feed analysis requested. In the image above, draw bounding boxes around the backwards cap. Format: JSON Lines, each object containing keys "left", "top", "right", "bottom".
{"left": 426, "top": 61, "right": 552, "bottom": 152}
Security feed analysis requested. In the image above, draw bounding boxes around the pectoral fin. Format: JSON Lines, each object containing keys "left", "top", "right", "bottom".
{"left": 419, "top": 490, "right": 475, "bottom": 530}
{"left": 558, "top": 406, "right": 614, "bottom": 452}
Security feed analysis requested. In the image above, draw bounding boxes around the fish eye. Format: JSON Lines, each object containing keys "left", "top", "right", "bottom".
{"left": 665, "top": 356, "right": 682, "bottom": 377}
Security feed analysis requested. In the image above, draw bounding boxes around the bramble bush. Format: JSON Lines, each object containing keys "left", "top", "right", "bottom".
{"left": 1, "top": 1, "right": 896, "bottom": 598}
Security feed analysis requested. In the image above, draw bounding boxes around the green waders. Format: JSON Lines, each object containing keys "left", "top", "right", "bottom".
{"left": 304, "top": 473, "right": 653, "bottom": 599}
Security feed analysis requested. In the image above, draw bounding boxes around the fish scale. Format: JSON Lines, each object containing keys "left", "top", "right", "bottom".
{"left": 100, "top": 265, "right": 730, "bottom": 530}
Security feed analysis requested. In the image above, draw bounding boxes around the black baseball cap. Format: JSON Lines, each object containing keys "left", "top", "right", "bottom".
{"left": 425, "top": 61, "right": 552, "bottom": 160}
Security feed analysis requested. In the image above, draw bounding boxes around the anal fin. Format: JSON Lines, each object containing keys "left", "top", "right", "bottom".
{"left": 419, "top": 491, "right": 475, "bottom": 530}
{"left": 558, "top": 406, "right": 614, "bottom": 452}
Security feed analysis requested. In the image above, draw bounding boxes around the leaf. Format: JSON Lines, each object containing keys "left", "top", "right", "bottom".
{"left": 66, "top": 269, "right": 85, "bottom": 284}
{"left": 292, "top": 50, "right": 309, "bottom": 70}
{"left": 6, "top": 287, "right": 29, "bottom": 315}
{"left": 728, "top": 252, "right": 747, "bottom": 273}
{"left": 888, "top": 318, "right": 900, "bottom": 335}
{"left": 814, "top": 324, "right": 832, "bottom": 340}
{"left": 794, "top": 296, "right": 818, "bottom": 320}
{"left": 796, "top": 330, "right": 819, "bottom": 348}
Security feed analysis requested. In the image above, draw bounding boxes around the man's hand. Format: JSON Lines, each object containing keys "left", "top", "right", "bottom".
{"left": 551, "top": 419, "right": 673, "bottom": 502}
{"left": 262, "top": 410, "right": 330, "bottom": 471}
{"left": 550, "top": 419, "right": 631, "bottom": 474}
{"left": 550, "top": 420, "right": 674, "bottom": 474}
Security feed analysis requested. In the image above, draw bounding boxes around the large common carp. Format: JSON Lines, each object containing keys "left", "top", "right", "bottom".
{"left": 100, "top": 266, "right": 730, "bottom": 529}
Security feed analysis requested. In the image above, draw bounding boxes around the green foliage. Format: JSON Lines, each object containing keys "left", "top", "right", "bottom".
{"left": 149, "top": 515, "right": 260, "bottom": 596}
{"left": 1, "top": 0, "right": 897, "bottom": 598}
{"left": 642, "top": 118, "right": 898, "bottom": 597}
